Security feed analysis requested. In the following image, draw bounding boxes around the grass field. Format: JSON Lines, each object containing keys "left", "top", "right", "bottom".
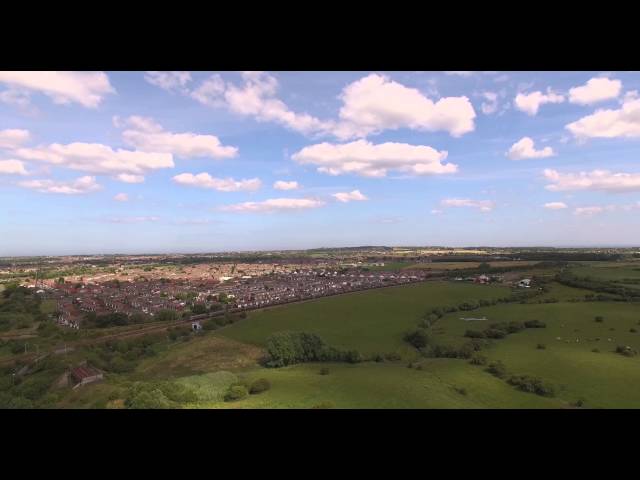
{"left": 570, "top": 262, "right": 640, "bottom": 281}
{"left": 196, "top": 361, "right": 562, "bottom": 409}
{"left": 222, "top": 281, "right": 511, "bottom": 355}
{"left": 432, "top": 301, "right": 640, "bottom": 408}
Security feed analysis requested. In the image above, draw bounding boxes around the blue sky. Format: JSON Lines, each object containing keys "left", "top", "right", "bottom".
{"left": 1, "top": 70, "right": 640, "bottom": 255}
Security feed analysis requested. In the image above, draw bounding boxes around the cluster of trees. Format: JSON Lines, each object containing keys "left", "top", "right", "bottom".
{"left": 464, "top": 320, "right": 546, "bottom": 340}
{"left": 223, "top": 378, "right": 272, "bottom": 402}
{"left": 264, "top": 331, "right": 362, "bottom": 367}
{"left": 0, "top": 357, "right": 66, "bottom": 408}
{"left": 556, "top": 272, "right": 640, "bottom": 302}
{"left": 85, "top": 334, "right": 165, "bottom": 373}
{"left": 615, "top": 345, "right": 638, "bottom": 357}
{"left": 125, "top": 381, "right": 198, "bottom": 408}
{"left": 0, "top": 284, "right": 44, "bottom": 331}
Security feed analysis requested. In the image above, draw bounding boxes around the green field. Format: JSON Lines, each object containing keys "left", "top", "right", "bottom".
{"left": 222, "top": 281, "right": 511, "bottom": 355}
{"left": 570, "top": 262, "right": 640, "bottom": 282}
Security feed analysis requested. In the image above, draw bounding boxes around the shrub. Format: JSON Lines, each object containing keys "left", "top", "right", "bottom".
{"left": 373, "top": 353, "right": 385, "bottom": 363}
{"left": 249, "top": 378, "right": 271, "bottom": 395}
{"left": 507, "top": 375, "right": 555, "bottom": 397}
{"left": 484, "top": 328, "right": 507, "bottom": 339}
{"left": 403, "top": 328, "right": 431, "bottom": 349}
{"left": 573, "top": 399, "right": 585, "bottom": 408}
{"left": 454, "top": 386, "right": 468, "bottom": 396}
{"left": 595, "top": 316, "right": 604, "bottom": 323}
{"left": 630, "top": 328, "right": 637, "bottom": 333}
{"left": 524, "top": 320, "right": 546, "bottom": 328}
{"left": 469, "top": 354, "right": 487, "bottom": 366}
{"left": 464, "top": 329, "right": 485, "bottom": 339}
{"left": 536, "top": 343, "right": 547, "bottom": 350}
{"left": 319, "top": 367, "right": 330, "bottom": 375}
{"left": 592, "top": 348, "right": 600, "bottom": 353}
{"left": 384, "top": 352, "right": 401, "bottom": 362}
{"left": 224, "top": 385, "right": 248, "bottom": 402}
{"left": 487, "top": 361, "right": 507, "bottom": 379}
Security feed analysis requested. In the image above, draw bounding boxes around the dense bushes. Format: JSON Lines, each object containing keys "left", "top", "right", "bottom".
{"left": 224, "top": 385, "right": 249, "bottom": 402}
{"left": 125, "top": 381, "right": 197, "bottom": 408}
{"left": 524, "top": 320, "right": 546, "bottom": 328}
{"left": 249, "top": 378, "right": 271, "bottom": 394}
{"left": 615, "top": 345, "right": 638, "bottom": 357}
{"left": 403, "top": 328, "right": 431, "bottom": 349}
{"left": 264, "top": 331, "right": 362, "bottom": 367}
{"left": 487, "top": 361, "right": 507, "bottom": 379}
{"left": 507, "top": 375, "right": 555, "bottom": 397}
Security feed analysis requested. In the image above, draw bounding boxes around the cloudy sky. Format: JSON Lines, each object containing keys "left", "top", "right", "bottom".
{"left": 1, "top": 71, "right": 640, "bottom": 255}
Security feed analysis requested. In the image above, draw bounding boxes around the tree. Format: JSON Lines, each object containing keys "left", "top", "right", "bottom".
{"left": 403, "top": 328, "right": 430, "bottom": 349}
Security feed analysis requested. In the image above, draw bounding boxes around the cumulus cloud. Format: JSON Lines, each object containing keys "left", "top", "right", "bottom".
{"left": 144, "top": 71, "right": 192, "bottom": 92}
{"left": 0, "top": 159, "right": 29, "bottom": 175}
{"left": 172, "top": 172, "right": 261, "bottom": 192}
{"left": 292, "top": 140, "right": 455, "bottom": 178}
{"left": 441, "top": 198, "right": 495, "bottom": 212}
{"left": 569, "top": 77, "right": 622, "bottom": 105}
{"left": 0, "top": 71, "right": 114, "bottom": 108}
{"left": 189, "top": 72, "right": 476, "bottom": 140}
{"left": 115, "top": 173, "right": 145, "bottom": 184}
{"left": 220, "top": 197, "right": 326, "bottom": 213}
{"left": 543, "top": 168, "right": 640, "bottom": 193}
{"left": 191, "top": 72, "right": 333, "bottom": 136}
{"left": 544, "top": 202, "right": 568, "bottom": 210}
{"left": 514, "top": 88, "right": 565, "bottom": 115}
{"left": 565, "top": 96, "right": 640, "bottom": 139}
{"left": 273, "top": 180, "right": 299, "bottom": 190}
{"left": 332, "top": 190, "right": 368, "bottom": 203}
{"left": 18, "top": 175, "right": 101, "bottom": 195}
{"left": 507, "top": 137, "right": 555, "bottom": 160}
{"left": 14, "top": 142, "right": 174, "bottom": 177}
{"left": 335, "top": 73, "right": 476, "bottom": 139}
{"left": 113, "top": 193, "right": 129, "bottom": 202}
{"left": 119, "top": 115, "right": 238, "bottom": 159}
{"left": 0, "top": 129, "right": 30, "bottom": 150}
{"left": 0, "top": 89, "right": 31, "bottom": 108}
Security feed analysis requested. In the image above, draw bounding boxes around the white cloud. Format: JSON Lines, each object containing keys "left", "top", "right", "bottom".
{"left": 544, "top": 168, "right": 640, "bottom": 193}
{"left": 514, "top": 88, "right": 565, "bottom": 115}
{"left": 0, "top": 159, "right": 28, "bottom": 175}
{"left": 335, "top": 73, "right": 476, "bottom": 139}
{"left": 507, "top": 137, "right": 555, "bottom": 160}
{"left": 220, "top": 197, "right": 326, "bottom": 213}
{"left": 14, "top": 142, "right": 174, "bottom": 176}
{"left": 113, "top": 193, "right": 129, "bottom": 202}
{"left": 144, "top": 71, "right": 192, "bottom": 92}
{"left": 332, "top": 190, "right": 368, "bottom": 203}
{"left": 565, "top": 96, "right": 640, "bottom": 139}
{"left": 18, "top": 175, "right": 101, "bottom": 195}
{"left": 574, "top": 206, "right": 605, "bottom": 216}
{"left": 292, "top": 140, "right": 455, "bottom": 178}
{"left": 115, "top": 173, "right": 145, "bottom": 184}
{"left": 189, "top": 75, "right": 226, "bottom": 108}
{"left": 0, "top": 129, "right": 30, "bottom": 150}
{"left": 0, "top": 89, "right": 31, "bottom": 108}
{"left": 119, "top": 115, "right": 238, "bottom": 159}
{"left": 172, "top": 172, "right": 261, "bottom": 192}
{"left": 441, "top": 198, "right": 495, "bottom": 212}
{"left": 106, "top": 216, "right": 160, "bottom": 224}
{"left": 544, "top": 202, "right": 568, "bottom": 210}
{"left": 444, "top": 71, "right": 475, "bottom": 77}
{"left": 0, "top": 71, "right": 114, "bottom": 108}
{"left": 273, "top": 180, "right": 299, "bottom": 191}
{"left": 481, "top": 91, "right": 499, "bottom": 115}
{"left": 569, "top": 77, "right": 622, "bottom": 105}
{"left": 192, "top": 72, "right": 333, "bottom": 136}
{"left": 189, "top": 72, "right": 476, "bottom": 140}
{"left": 430, "top": 209, "right": 443, "bottom": 215}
